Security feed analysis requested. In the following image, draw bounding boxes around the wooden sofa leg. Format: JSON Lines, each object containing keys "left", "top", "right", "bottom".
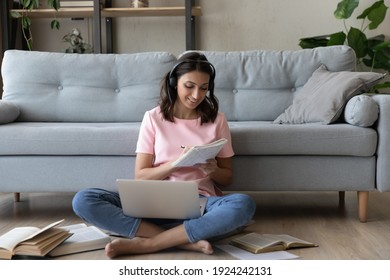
{"left": 339, "top": 191, "right": 345, "bottom": 205}
{"left": 14, "top": 192, "right": 20, "bottom": 202}
{"left": 357, "top": 191, "right": 369, "bottom": 223}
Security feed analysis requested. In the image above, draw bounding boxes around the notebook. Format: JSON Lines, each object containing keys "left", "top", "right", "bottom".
{"left": 117, "top": 179, "right": 206, "bottom": 219}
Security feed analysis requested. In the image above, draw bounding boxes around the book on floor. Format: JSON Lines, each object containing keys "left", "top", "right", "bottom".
{"left": 172, "top": 138, "right": 228, "bottom": 167}
{"left": 230, "top": 232, "right": 318, "bottom": 254}
{"left": 48, "top": 223, "right": 111, "bottom": 257}
{"left": 0, "top": 219, "right": 71, "bottom": 260}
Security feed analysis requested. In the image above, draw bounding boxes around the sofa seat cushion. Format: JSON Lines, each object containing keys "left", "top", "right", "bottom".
{"left": 0, "top": 121, "right": 377, "bottom": 157}
{"left": 229, "top": 121, "right": 377, "bottom": 156}
{"left": 0, "top": 122, "right": 140, "bottom": 155}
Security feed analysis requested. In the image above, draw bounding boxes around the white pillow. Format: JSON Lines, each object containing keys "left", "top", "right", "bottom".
{"left": 274, "top": 65, "right": 385, "bottom": 124}
{"left": 344, "top": 95, "right": 379, "bottom": 127}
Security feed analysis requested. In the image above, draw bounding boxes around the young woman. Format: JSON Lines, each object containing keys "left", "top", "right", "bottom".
{"left": 72, "top": 52, "right": 256, "bottom": 258}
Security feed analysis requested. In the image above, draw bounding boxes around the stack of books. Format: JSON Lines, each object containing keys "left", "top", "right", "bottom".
{"left": 0, "top": 219, "right": 111, "bottom": 259}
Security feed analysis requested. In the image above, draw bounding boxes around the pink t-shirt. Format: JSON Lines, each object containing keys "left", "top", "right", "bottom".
{"left": 136, "top": 106, "right": 234, "bottom": 196}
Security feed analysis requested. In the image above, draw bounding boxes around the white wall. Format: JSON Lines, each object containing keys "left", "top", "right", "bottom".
{"left": 32, "top": 0, "right": 390, "bottom": 55}
{"left": 198, "top": 0, "right": 389, "bottom": 53}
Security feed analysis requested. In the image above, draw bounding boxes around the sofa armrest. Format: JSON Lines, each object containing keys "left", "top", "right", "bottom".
{"left": 0, "top": 100, "right": 20, "bottom": 124}
{"left": 372, "top": 94, "right": 390, "bottom": 191}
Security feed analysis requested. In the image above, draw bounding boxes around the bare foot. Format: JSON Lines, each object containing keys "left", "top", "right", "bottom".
{"left": 105, "top": 237, "right": 152, "bottom": 258}
{"left": 179, "top": 240, "right": 214, "bottom": 255}
{"left": 105, "top": 238, "right": 213, "bottom": 258}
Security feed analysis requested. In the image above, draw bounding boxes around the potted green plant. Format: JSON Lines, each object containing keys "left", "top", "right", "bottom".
{"left": 299, "top": 0, "right": 390, "bottom": 92}
{"left": 10, "top": 0, "right": 61, "bottom": 50}
{"left": 62, "top": 28, "right": 93, "bottom": 54}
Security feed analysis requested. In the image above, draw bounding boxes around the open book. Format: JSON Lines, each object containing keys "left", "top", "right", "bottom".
{"left": 172, "top": 138, "right": 228, "bottom": 167}
{"left": 0, "top": 219, "right": 71, "bottom": 259}
{"left": 230, "top": 232, "right": 318, "bottom": 254}
{"left": 49, "top": 223, "right": 111, "bottom": 257}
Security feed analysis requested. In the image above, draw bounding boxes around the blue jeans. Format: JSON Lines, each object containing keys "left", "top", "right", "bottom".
{"left": 72, "top": 188, "right": 256, "bottom": 243}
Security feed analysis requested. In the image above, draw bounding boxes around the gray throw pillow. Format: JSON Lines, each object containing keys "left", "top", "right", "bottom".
{"left": 344, "top": 95, "right": 379, "bottom": 127}
{"left": 0, "top": 100, "right": 20, "bottom": 124}
{"left": 273, "top": 65, "right": 385, "bottom": 124}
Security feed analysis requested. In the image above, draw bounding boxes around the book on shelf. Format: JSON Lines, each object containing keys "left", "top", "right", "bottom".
{"left": 49, "top": 223, "right": 111, "bottom": 257}
{"left": 172, "top": 138, "right": 228, "bottom": 167}
{"left": 0, "top": 219, "right": 71, "bottom": 260}
{"left": 60, "top": 1, "right": 94, "bottom": 7}
{"left": 230, "top": 232, "right": 318, "bottom": 254}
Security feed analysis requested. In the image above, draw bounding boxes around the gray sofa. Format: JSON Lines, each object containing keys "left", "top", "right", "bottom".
{"left": 1, "top": 46, "right": 388, "bottom": 222}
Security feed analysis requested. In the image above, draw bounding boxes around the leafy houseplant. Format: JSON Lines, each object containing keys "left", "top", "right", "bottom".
{"left": 299, "top": 0, "right": 390, "bottom": 92}
{"left": 62, "top": 28, "right": 93, "bottom": 54}
{"left": 10, "top": 0, "right": 61, "bottom": 50}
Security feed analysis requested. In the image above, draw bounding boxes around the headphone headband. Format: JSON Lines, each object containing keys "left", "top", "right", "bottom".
{"left": 168, "top": 59, "right": 216, "bottom": 90}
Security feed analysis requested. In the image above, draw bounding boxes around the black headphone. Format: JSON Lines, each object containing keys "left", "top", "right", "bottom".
{"left": 168, "top": 59, "right": 216, "bottom": 91}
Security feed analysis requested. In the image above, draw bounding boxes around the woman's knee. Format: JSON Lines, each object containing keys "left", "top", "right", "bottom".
{"left": 72, "top": 189, "right": 87, "bottom": 216}
{"left": 230, "top": 193, "right": 257, "bottom": 221}
{"left": 72, "top": 188, "right": 100, "bottom": 218}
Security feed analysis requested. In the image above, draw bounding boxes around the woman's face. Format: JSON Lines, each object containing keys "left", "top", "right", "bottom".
{"left": 175, "top": 70, "right": 210, "bottom": 115}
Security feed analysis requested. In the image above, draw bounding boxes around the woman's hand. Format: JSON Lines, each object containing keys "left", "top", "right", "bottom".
{"left": 198, "top": 157, "right": 233, "bottom": 186}
{"left": 135, "top": 153, "right": 177, "bottom": 180}
{"left": 196, "top": 158, "right": 219, "bottom": 175}
{"left": 179, "top": 145, "right": 192, "bottom": 155}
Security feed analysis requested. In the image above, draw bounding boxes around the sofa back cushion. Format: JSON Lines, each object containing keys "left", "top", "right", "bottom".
{"left": 201, "top": 46, "right": 356, "bottom": 121}
{"left": 1, "top": 50, "right": 176, "bottom": 122}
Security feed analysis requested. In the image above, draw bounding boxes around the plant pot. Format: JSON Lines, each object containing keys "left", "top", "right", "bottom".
{"left": 130, "top": 0, "right": 149, "bottom": 8}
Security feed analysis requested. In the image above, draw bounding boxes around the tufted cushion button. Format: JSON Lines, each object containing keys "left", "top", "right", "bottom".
{"left": 58, "top": 85, "right": 63, "bottom": 90}
{"left": 115, "top": 88, "right": 120, "bottom": 93}
{"left": 291, "top": 87, "right": 296, "bottom": 92}
{"left": 232, "top": 89, "right": 238, "bottom": 94}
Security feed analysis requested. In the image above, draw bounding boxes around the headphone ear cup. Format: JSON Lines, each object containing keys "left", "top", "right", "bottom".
{"left": 168, "top": 76, "right": 177, "bottom": 89}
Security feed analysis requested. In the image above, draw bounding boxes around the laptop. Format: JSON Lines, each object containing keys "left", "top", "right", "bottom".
{"left": 117, "top": 179, "right": 206, "bottom": 219}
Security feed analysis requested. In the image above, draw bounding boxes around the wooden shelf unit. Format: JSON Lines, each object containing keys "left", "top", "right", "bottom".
{"left": 2, "top": 0, "right": 201, "bottom": 53}
{"left": 8, "top": 6, "right": 202, "bottom": 18}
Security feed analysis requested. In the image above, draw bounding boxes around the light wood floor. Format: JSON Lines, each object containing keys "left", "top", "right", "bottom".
{"left": 1, "top": 190, "right": 390, "bottom": 260}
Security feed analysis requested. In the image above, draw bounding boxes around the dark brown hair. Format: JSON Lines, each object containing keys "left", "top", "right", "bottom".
{"left": 159, "top": 52, "right": 218, "bottom": 124}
